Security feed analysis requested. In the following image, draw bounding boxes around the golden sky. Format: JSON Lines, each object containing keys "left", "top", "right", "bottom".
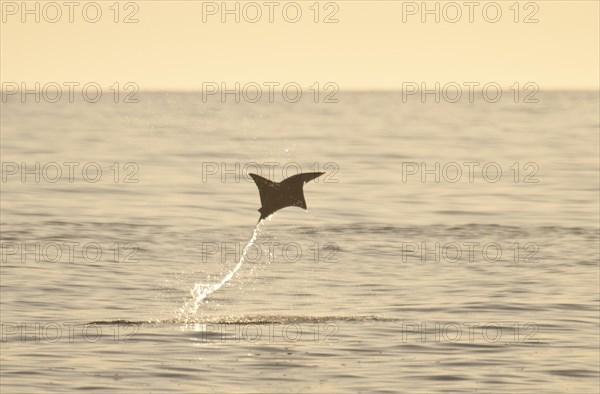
{"left": 1, "top": 1, "right": 599, "bottom": 90}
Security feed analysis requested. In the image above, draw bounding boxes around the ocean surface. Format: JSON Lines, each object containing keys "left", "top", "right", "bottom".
{"left": 1, "top": 92, "right": 599, "bottom": 393}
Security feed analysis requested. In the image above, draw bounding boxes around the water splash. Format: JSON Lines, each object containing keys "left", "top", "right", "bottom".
{"left": 179, "top": 222, "right": 262, "bottom": 319}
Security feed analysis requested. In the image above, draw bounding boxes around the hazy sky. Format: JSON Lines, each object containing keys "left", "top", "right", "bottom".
{"left": 1, "top": 1, "right": 599, "bottom": 90}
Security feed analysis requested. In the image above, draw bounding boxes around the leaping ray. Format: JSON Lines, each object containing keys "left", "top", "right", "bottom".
{"left": 249, "top": 172, "right": 324, "bottom": 222}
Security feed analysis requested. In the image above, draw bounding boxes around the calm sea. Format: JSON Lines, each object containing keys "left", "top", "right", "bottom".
{"left": 1, "top": 92, "right": 599, "bottom": 393}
